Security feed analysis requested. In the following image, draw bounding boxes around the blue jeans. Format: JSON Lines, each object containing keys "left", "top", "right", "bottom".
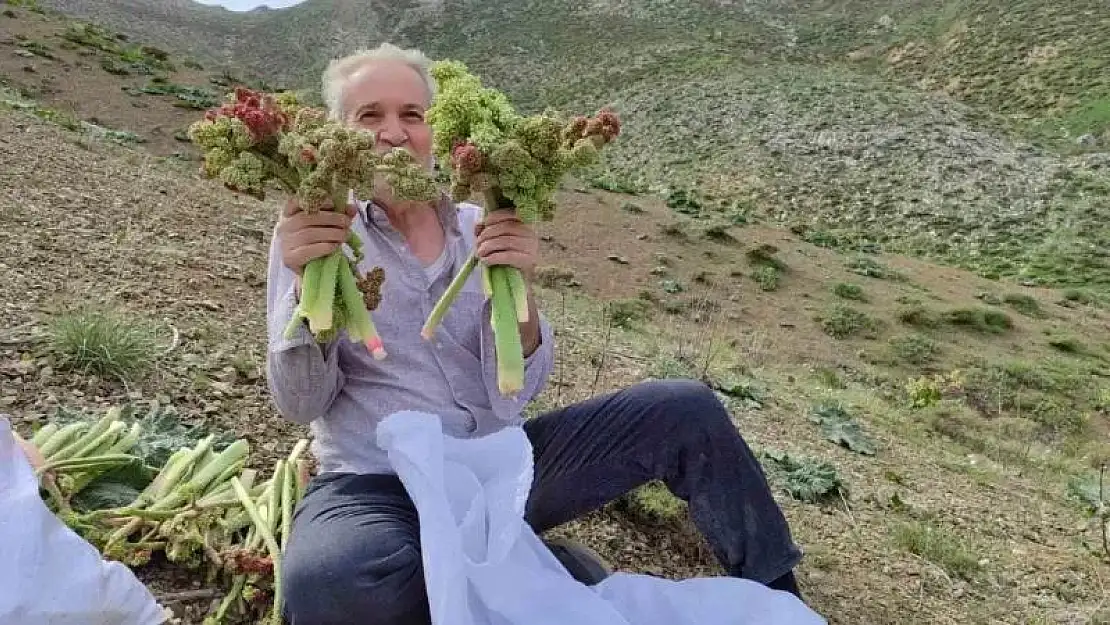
{"left": 281, "top": 379, "right": 804, "bottom": 625}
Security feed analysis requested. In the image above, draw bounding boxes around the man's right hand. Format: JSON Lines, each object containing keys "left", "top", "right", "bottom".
{"left": 278, "top": 197, "right": 358, "bottom": 279}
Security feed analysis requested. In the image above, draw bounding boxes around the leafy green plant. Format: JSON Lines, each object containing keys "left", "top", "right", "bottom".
{"left": 809, "top": 402, "right": 877, "bottom": 455}
{"left": 752, "top": 265, "right": 780, "bottom": 291}
{"left": 759, "top": 449, "right": 848, "bottom": 504}
{"left": 846, "top": 256, "right": 904, "bottom": 281}
{"left": 1002, "top": 293, "right": 1044, "bottom": 318}
{"left": 943, "top": 307, "right": 1013, "bottom": 334}
{"left": 889, "top": 334, "right": 939, "bottom": 364}
{"left": 905, "top": 370, "right": 966, "bottom": 409}
{"left": 832, "top": 282, "right": 865, "bottom": 301}
{"left": 138, "top": 79, "right": 218, "bottom": 109}
{"left": 897, "top": 304, "right": 941, "bottom": 328}
{"left": 820, "top": 304, "right": 880, "bottom": 339}
{"left": 608, "top": 299, "right": 651, "bottom": 329}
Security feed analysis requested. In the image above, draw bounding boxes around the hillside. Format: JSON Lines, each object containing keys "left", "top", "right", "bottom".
{"left": 2, "top": 2, "right": 1110, "bottom": 625}
{"left": 30, "top": 0, "right": 1110, "bottom": 296}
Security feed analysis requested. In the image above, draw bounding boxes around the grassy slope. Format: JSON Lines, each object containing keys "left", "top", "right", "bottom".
{"left": 2, "top": 2, "right": 1110, "bottom": 624}
{"left": 31, "top": 0, "right": 1110, "bottom": 297}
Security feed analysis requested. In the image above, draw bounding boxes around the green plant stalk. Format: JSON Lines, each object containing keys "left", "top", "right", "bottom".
{"left": 267, "top": 460, "right": 285, "bottom": 537}
{"left": 37, "top": 453, "right": 138, "bottom": 475}
{"left": 38, "top": 421, "right": 87, "bottom": 458}
{"left": 294, "top": 459, "right": 308, "bottom": 503}
{"left": 230, "top": 476, "right": 283, "bottom": 625}
{"left": 106, "top": 423, "right": 142, "bottom": 454}
{"left": 255, "top": 152, "right": 301, "bottom": 195}
{"left": 297, "top": 183, "right": 351, "bottom": 333}
{"left": 152, "top": 436, "right": 214, "bottom": 501}
{"left": 63, "top": 420, "right": 125, "bottom": 461}
{"left": 136, "top": 448, "right": 189, "bottom": 503}
{"left": 42, "top": 476, "right": 71, "bottom": 515}
{"left": 421, "top": 251, "right": 480, "bottom": 339}
{"left": 32, "top": 423, "right": 59, "bottom": 448}
{"left": 346, "top": 230, "right": 364, "bottom": 262}
{"left": 158, "top": 440, "right": 250, "bottom": 510}
{"left": 489, "top": 265, "right": 525, "bottom": 396}
{"left": 481, "top": 261, "right": 494, "bottom": 296}
{"left": 306, "top": 250, "right": 342, "bottom": 332}
{"left": 214, "top": 574, "right": 248, "bottom": 621}
{"left": 504, "top": 266, "right": 530, "bottom": 323}
{"left": 282, "top": 257, "right": 323, "bottom": 339}
{"left": 204, "top": 459, "right": 247, "bottom": 498}
{"left": 419, "top": 186, "right": 530, "bottom": 395}
{"left": 286, "top": 439, "right": 309, "bottom": 466}
{"left": 336, "top": 254, "right": 386, "bottom": 359}
{"left": 51, "top": 409, "right": 121, "bottom": 462}
{"left": 280, "top": 461, "right": 295, "bottom": 552}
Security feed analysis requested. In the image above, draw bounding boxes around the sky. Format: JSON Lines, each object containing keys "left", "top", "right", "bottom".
{"left": 192, "top": 0, "right": 306, "bottom": 10}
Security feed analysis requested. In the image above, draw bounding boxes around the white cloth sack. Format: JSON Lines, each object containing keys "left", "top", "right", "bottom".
{"left": 0, "top": 416, "right": 165, "bottom": 625}
{"left": 377, "top": 410, "right": 827, "bottom": 625}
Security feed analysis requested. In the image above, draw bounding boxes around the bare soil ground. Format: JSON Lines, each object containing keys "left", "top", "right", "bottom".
{"left": 2, "top": 4, "right": 1109, "bottom": 624}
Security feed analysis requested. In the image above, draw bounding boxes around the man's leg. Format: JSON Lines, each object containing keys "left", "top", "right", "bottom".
{"left": 281, "top": 472, "right": 430, "bottom": 625}
{"left": 522, "top": 378, "right": 804, "bottom": 591}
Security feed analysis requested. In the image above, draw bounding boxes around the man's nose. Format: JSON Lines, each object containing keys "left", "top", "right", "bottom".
{"left": 376, "top": 117, "right": 407, "bottom": 146}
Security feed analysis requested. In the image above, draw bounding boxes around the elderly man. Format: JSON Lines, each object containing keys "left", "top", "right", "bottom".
{"left": 267, "top": 43, "right": 805, "bottom": 625}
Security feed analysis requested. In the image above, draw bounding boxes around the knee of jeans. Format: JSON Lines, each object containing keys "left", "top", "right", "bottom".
{"left": 283, "top": 540, "right": 427, "bottom": 624}
{"left": 637, "top": 378, "right": 726, "bottom": 420}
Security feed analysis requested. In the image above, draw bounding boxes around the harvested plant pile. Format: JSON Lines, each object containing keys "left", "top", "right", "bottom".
{"left": 28, "top": 404, "right": 308, "bottom": 625}
{"left": 420, "top": 59, "right": 622, "bottom": 396}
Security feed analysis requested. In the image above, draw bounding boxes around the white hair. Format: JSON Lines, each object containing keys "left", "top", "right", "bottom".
{"left": 321, "top": 43, "right": 436, "bottom": 121}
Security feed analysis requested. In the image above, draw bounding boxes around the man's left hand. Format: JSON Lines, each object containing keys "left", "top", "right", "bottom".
{"left": 474, "top": 210, "right": 538, "bottom": 280}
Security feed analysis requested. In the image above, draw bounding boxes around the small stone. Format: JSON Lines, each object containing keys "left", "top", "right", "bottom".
{"left": 14, "top": 49, "right": 34, "bottom": 58}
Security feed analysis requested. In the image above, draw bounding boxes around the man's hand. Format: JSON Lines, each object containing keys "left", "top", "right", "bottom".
{"left": 278, "top": 197, "right": 357, "bottom": 276}
{"left": 474, "top": 210, "right": 539, "bottom": 280}
{"left": 474, "top": 210, "right": 543, "bottom": 355}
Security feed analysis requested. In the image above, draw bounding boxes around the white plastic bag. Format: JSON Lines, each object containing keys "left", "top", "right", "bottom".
{"left": 377, "top": 410, "right": 827, "bottom": 625}
{"left": 0, "top": 416, "right": 166, "bottom": 625}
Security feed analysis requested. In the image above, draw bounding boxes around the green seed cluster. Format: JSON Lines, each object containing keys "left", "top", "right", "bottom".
{"left": 426, "top": 59, "right": 621, "bottom": 222}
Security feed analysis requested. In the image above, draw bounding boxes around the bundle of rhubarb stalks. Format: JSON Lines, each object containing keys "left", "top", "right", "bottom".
{"left": 28, "top": 404, "right": 307, "bottom": 625}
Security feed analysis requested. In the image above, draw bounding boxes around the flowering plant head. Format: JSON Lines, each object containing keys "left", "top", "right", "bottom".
{"left": 204, "top": 86, "right": 291, "bottom": 145}
{"left": 424, "top": 58, "right": 622, "bottom": 221}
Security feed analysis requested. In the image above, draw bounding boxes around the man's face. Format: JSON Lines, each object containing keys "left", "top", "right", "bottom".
{"left": 340, "top": 60, "right": 434, "bottom": 170}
